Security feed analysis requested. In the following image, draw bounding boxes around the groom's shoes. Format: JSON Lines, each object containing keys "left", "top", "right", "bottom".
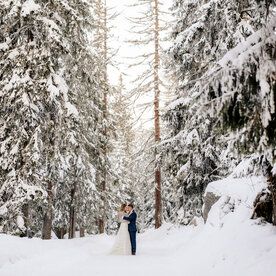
{"left": 132, "top": 252, "right": 136, "bottom": 255}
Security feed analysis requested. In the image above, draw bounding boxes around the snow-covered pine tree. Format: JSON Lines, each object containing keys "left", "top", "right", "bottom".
{"left": 0, "top": 0, "right": 68, "bottom": 236}
{"left": 161, "top": 0, "right": 264, "bottom": 224}
{"left": 105, "top": 75, "right": 135, "bottom": 234}
{"left": 49, "top": 0, "right": 107, "bottom": 238}
{"left": 131, "top": 128, "right": 156, "bottom": 231}
{"left": 91, "top": 0, "right": 120, "bottom": 234}
{"left": 0, "top": 0, "right": 107, "bottom": 238}
{"left": 200, "top": 1, "right": 276, "bottom": 223}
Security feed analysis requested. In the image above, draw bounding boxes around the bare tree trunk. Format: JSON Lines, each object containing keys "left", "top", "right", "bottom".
{"left": 68, "top": 207, "right": 76, "bottom": 239}
{"left": 55, "top": 227, "right": 66, "bottom": 239}
{"left": 269, "top": 174, "right": 276, "bottom": 225}
{"left": 69, "top": 182, "right": 77, "bottom": 239}
{"left": 94, "top": 0, "right": 106, "bottom": 234}
{"left": 22, "top": 203, "right": 29, "bottom": 237}
{"left": 99, "top": 0, "right": 108, "bottom": 234}
{"left": 80, "top": 227, "right": 85, "bottom": 237}
{"left": 154, "top": 0, "right": 162, "bottom": 229}
{"left": 42, "top": 182, "right": 53, "bottom": 240}
{"left": 60, "top": 227, "right": 66, "bottom": 239}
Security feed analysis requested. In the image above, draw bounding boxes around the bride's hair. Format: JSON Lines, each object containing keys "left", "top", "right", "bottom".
{"left": 120, "top": 204, "right": 127, "bottom": 211}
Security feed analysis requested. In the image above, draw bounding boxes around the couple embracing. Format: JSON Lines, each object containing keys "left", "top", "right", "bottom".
{"left": 111, "top": 204, "right": 137, "bottom": 255}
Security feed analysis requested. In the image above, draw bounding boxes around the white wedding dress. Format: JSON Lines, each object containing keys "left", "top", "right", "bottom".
{"left": 110, "top": 211, "right": 132, "bottom": 255}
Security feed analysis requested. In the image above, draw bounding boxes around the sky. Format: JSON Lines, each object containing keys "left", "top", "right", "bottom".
{"left": 106, "top": 0, "right": 174, "bottom": 130}
{"left": 106, "top": 0, "right": 139, "bottom": 88}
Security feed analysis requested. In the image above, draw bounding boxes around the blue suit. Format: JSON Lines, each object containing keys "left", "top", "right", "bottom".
{"left": 123, "top": 210, "right": 137, "bottom": 253}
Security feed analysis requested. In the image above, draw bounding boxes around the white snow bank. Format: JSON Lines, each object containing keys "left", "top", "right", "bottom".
{"left": 205, "top": 176, "right": 266, "bottom": 204}
{"left": 204, "top": 176, "right": 267, "bottom": 228}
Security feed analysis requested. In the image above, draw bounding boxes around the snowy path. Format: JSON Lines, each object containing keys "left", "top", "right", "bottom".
{"left": 1, "top": 221, "right": 276, "bottom": 276}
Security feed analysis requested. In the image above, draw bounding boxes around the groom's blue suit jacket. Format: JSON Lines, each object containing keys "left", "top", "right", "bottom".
{"left": 123, "top": 210, "right": 137, "bottom": 232}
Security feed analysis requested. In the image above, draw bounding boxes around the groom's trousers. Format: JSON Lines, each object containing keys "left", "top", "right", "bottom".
{"left": 129, "top": 231, "right": 136, "bottom": 253}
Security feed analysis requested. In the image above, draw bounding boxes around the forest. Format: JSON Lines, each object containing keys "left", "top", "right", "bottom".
{"left": 0, "top": 0, "right": 275, "bottom": 248}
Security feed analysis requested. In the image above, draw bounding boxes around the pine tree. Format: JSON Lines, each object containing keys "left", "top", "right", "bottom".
{"left": 161, "top": 0, "right": 264, "bottom": 224}
{"left": 132, "top": 128, "right": 156, "bottom": 231}
{"left": 106, "top": 75, "right": 135, "bottom": 234}
{"left": 0, "top": 0, "right": 66, "bottom": 236}
{"left": 200, "top": 2, "right": 276, "bottom": 223}
{"left": 51, "top": 0, "right": 107, "bottom": 238}
{"left": 91, "top": 0, "right": 120, "bottom": 234}
{"left": 0, "top": 0, "right": 107, "bottom": 238}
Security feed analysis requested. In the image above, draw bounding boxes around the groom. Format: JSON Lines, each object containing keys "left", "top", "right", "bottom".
{"left": 123, "top": 204, "right": 137, "bottom": 255}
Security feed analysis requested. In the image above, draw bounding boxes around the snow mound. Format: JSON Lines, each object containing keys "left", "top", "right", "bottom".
{"left": 204, "top": 176, "right": 267, "bottom": 227}
{"left": 205, "top": 176, "right": 266, "bottom": 204}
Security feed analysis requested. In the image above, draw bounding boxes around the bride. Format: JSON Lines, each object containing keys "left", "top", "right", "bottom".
{"left": 110, "top": 204, "right": 132, "bottom": 255}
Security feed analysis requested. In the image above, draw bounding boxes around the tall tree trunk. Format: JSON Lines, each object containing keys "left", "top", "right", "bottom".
{"left": 22, "top": 203, "right": 29, "bottom": 237}
{"left": 154, "top": 0, "right": 162, "bottom": 229}
{"left": 42, "top": 182, "right": 53, "bottom": 240}
{"left": 94, "top": 0, "right": 106, "bottom": 234}
{"left": 55, "top": 227, "right": 66, "bottom": 239}
{"left": 99, "top": 0, "right": 108, "bottom": 234}
{"left": 80, "top": 227, "right": 85, "bottom": 238}
{"left": 269, "top": 174, "right": 276, "bottom": 225}
{"left": 60, "top": 227, "right": 66, "bottom": 239}
{"left": 69, "top": 182, "right": 77, "bottom": 239}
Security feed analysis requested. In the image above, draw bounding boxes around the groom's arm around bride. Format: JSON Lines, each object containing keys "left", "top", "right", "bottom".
{"left": 122, "top": 208, "right": 137, "bottom": 229}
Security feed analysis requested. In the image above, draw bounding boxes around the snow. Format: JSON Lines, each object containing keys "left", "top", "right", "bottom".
{"left": 21, "top": 0, "right": 40, "bottom": 17}
{"left": 1, "top": 138, "right": 11, "bottom": 154}
{"left": 47, "top": 77, "right": 60, "bottom": 100}
{"left": 273, "top": 164, "right": 276, "bottom": 175}
{"left": 186, "top": 128, "right": 199, "bottom": 145}
{"left": 65, "top": 102, "right": 79, "bottom": 116}
{"left": 53, "top": 74, "right": 68, "bottom": 95}
{"left": 41, "top": 18, "right": 60, "bottom": 33}
{"left": 230, "top": 156, "right": 259, "bottom": 178}
{"left": 3, "top": 73, "right": 31, "bottom": 92}
{"left": 7, "top": 49, "right": 19, "bottom": 60}
{"left": 218, "top": 29, "right": 263, "bottom": 69}
{"left": 1, "top": 176, "right": 275, "bottom": 276}
{"left": 9, "top": 142, "right": 19, "bottom": 155}
{"left": 0, "top": 43, "right": 9, "bottom": 51}
{"left": 0, "top": 202, "right": 8, "bottom": 216}
{"left": 22, "top": 93, "right": 30, "bottom": 106}
{"left": 204, "top": 176, "right": 267, "bottom": 228}
{"left": 20, "top": 181, "right": 46, "bottom": 201}
{"left": 0, "top": 221, "right": 275, "bottom": 276}
{"left": 205, "top": 176, "right": 266, "bottom": 204}
{"left": 16, "top": 216, "right": 24, "bottom": 230}
{"left": 166, "top": 96, "right": 190, "bottom": 111}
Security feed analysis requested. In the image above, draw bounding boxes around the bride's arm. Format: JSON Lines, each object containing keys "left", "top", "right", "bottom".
{"left": 119, "top": 212, "right": 129, "bottom": 223}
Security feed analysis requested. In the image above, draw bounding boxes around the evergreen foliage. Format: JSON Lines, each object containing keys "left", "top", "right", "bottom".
{"left": 161, "top": 0, "right": 266, "bottom": 224}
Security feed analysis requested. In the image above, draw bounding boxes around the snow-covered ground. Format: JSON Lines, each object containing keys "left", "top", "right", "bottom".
{"left": 1, "top": 176, "right": 276, "bottom": 276}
